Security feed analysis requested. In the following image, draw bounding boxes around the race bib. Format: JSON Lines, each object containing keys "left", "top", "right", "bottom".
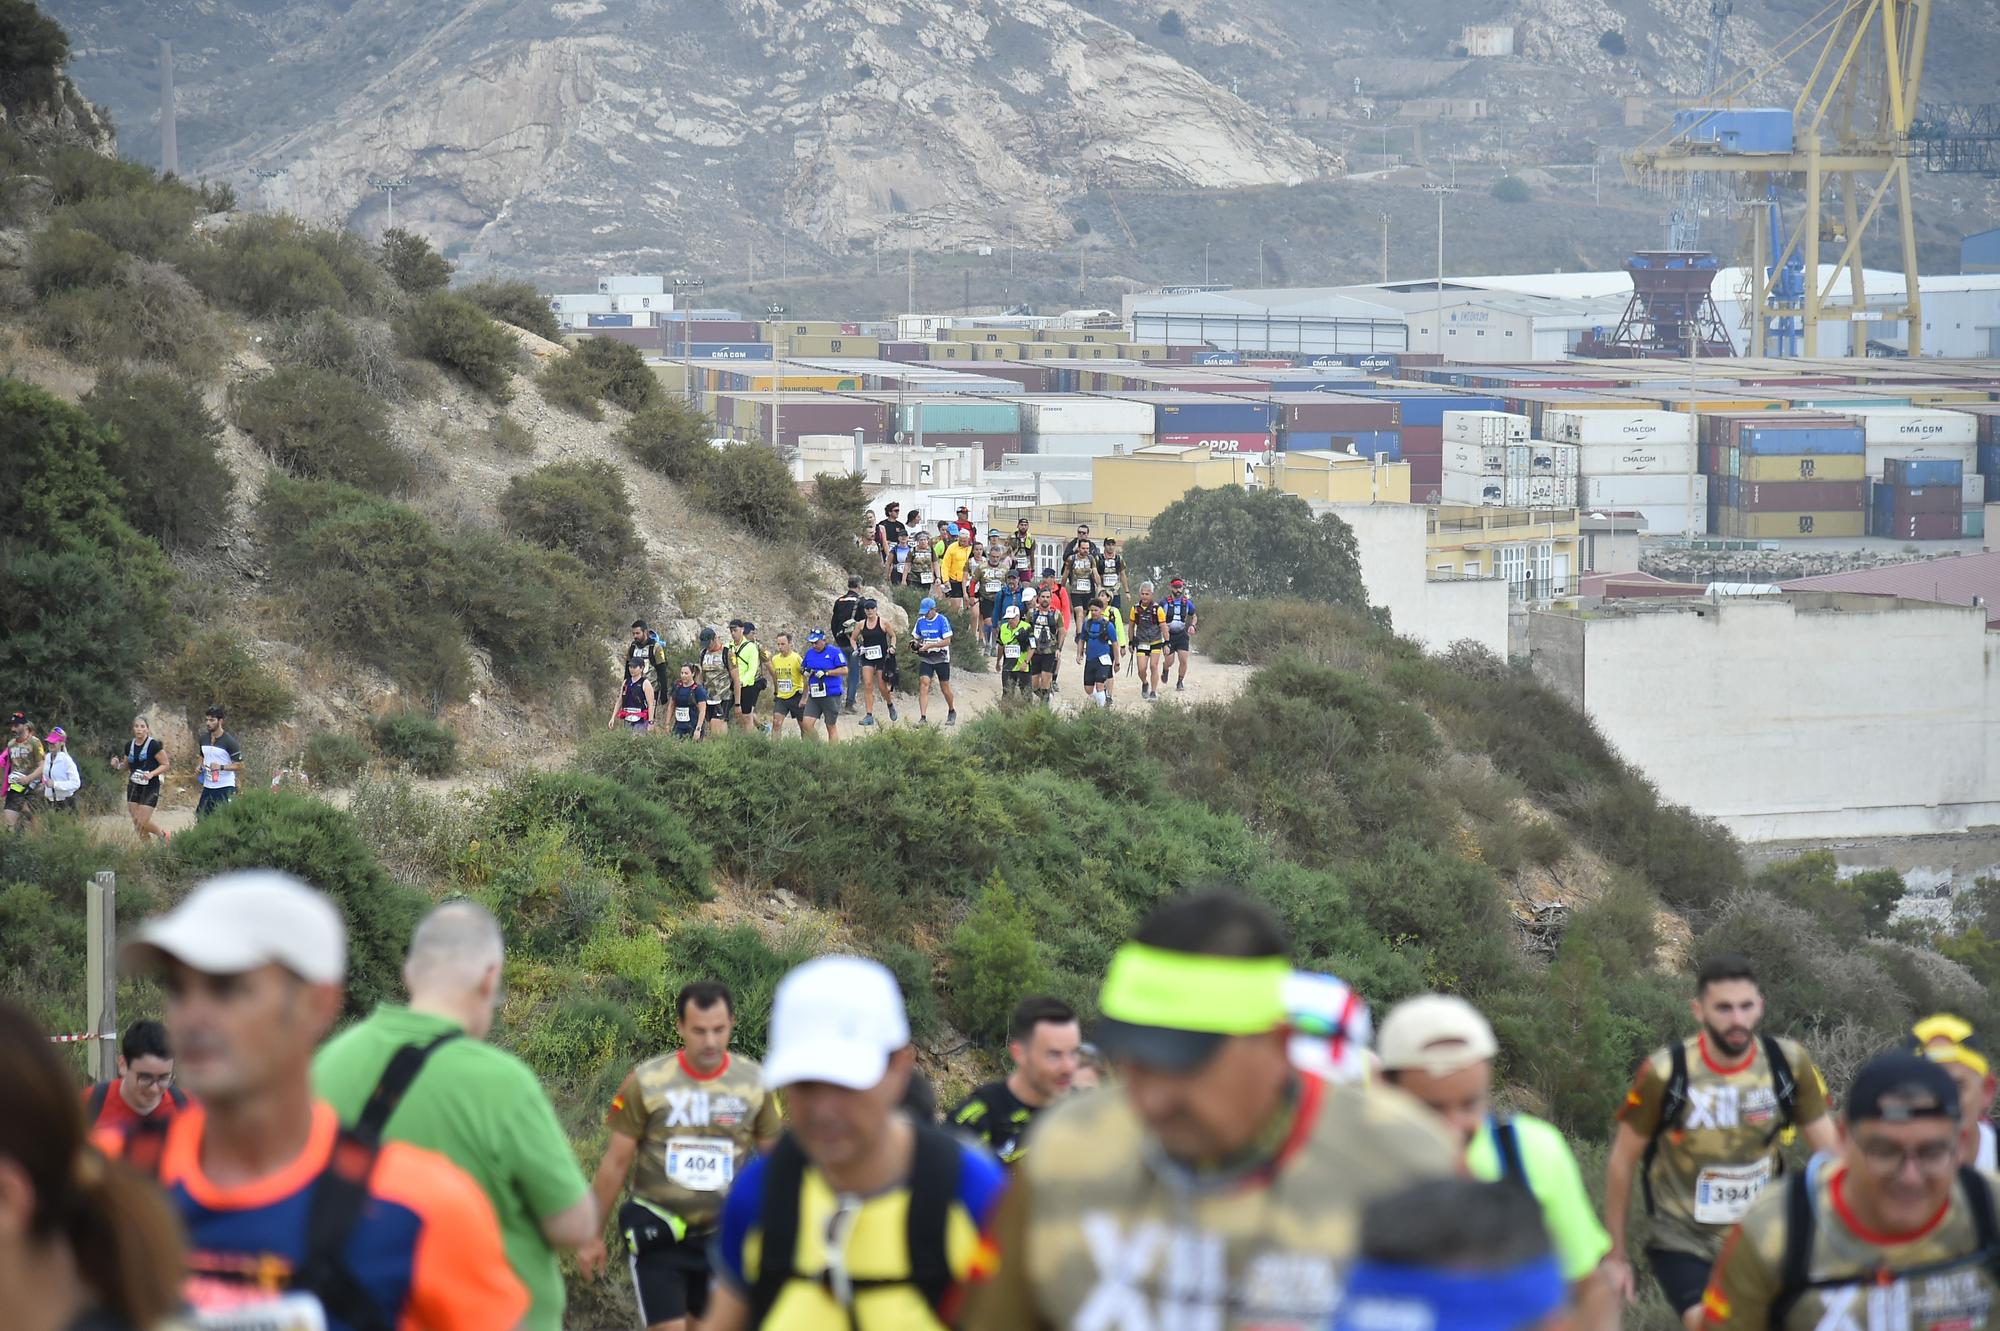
{"left": 776, "top": 681, "right": 797, "bottom": 698}
{"left": 1004, "top": 643, "right": 1022, "bottom": 659}
{"left": 186, "top": 1285, "right": 330, "bottom": 1331}
{"left": 863, "top": 645, "right": 883, "bottom": 660}
{"left": 1073, "top": 577, "right": 1094, "bottom": 592}
{"left": 809, "top": 681, "right": 828, "bottom": 698}
{"left": 1694, "top": 1158, "right": 1773, "bottom": 1225}
{"left": 1103, "top": 571, "right": 1120, "bottom": 588}
{"left": 674, "top": 706, "right": 692, "bottom": 723}
{"left": 918, "top": 571, "right": 933, "bottom": 584}
{"left": 131, "top": 767, "right": 148, "bottom": 784}
{"left": 664, "top": 1137, "right": 736, "bottom": 1193}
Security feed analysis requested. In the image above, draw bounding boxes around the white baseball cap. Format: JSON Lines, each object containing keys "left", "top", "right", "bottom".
{"left": 1376, "top": 994, "right": 1499, "bottom": 1076}
{"left": 123, "top": 870, "right": 347, "bottom": 985}
{"left": 762, "top": 955, "right": 911, "bottom": 1091}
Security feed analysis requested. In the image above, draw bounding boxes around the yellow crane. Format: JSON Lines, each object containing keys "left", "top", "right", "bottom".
{"left": 1626, "top": 0, "right": 1933, "bottom": 356}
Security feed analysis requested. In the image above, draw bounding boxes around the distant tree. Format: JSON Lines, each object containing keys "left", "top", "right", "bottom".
{"left": 1492, "top": 175, "right": 1532, "bottom": 204}
{"left": 81, "top": 367, "right": 233, "bottom": 550}
{"left": 460, "top": 277, "right": 562, "bottom": 341}
{"left": 379, "top": 228, "right": 452, "bottom": 295}
{"left": 1598, "top": 29, "right": 1627, "bottom": 55}
{"left": 1073, "top": 217, "right": 1092, "bottom": 236}
{"left": 1158, "top": 9, "right": 1185, "bottom": 37}
{"left": 1125, "top": 486, "right": 1380, "bottom": 618}
{"left": 0, "top": 0, "right": 70, "bottom": 113}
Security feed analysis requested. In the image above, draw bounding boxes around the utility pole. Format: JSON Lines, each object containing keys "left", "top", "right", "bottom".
{"left": 1204, "top": 241, "right": 1211, "bottom": 284}
{"left": 368, "top": 176, "right": 409, "bottom": 233}
{"left": 158, "top": 40, "right": 177, "bottom": 177}
{"left": 1380, "top": 213, "right": 1390, "bottom": 283}
{"left": 672, "top": 275, "right": 704, "bottom": 408}
{"left": 1422, "top": 183, "right": 1457, "bottom": 354}
{"left": 766, "top": 302, "right": 786, "bottom": 450}
{"left": 254, "top": 167, "right": 283, "bottom": 212}
{"left": 87, "top": 872, "right": 117, "bottom": 1082}
{"left": 1258, "top": 236, "right": 1266, "bottom": 288}
{"left": 906, "top": 238, "right": 915, "bottom": 315}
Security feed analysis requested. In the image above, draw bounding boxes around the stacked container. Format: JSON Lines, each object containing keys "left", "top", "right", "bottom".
{"left": 1440, "top": 440, "right": 1577, "bottom": 508}
{"left": 1713, "top": 421, "right": 1868, "bottom": 538}
{"left": 1870, "top": 458, "right": 1966, "bottom": 540}
{"left": 1014, "top": 396, "right": 1157, "bottom": 461}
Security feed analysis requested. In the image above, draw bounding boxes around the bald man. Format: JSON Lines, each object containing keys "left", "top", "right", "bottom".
{"left": 314, "top": 900, "right": 596, "bottom": 1331}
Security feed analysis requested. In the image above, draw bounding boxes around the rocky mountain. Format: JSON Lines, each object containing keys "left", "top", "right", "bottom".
{"left": 43, "top": 0, "right": 2000, "bottom": 282}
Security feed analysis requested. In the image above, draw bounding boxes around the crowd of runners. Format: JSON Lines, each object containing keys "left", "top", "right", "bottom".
{"left": 9, "top": 863, "right": 2000, "bottom": 1331}
{"left": 4, "top": 707, "right": 245, "bottom": 839}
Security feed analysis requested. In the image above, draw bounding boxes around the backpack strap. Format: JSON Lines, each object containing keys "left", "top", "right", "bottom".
{"left": 86, "top": 1079, "right": 112, "bottom": 1125}
{"left": 1489, "top": 1114, "right": 1530, "bottom": 1190}
{"left": 1640, "top": 1040, "right": 1690, "bottom": 1217}
{"left": 167, "top": 1084, "right": 188, "bottom": 1109}
{"left": 121, "top": 1116, "right": 172, "bottom": 1180}
{"left": 1760, "top": 1033, "right": 1799, "bottom": 1145}
{"left": 290, "top": 1032, "right": 459, "bottom": 1331}
{"left": 1770, "top": 1166, "right": 1819, "bottom": 1325}
{"left": 904, "top": 1124, "right": 963, "bottom": 1314}
{"left": 749, "top": 1133, "right": 810, "bottom": 1327}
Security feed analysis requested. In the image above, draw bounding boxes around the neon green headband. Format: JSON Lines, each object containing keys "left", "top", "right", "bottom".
{"left": 1098, "top": 944, "right": 1289, "bottom": 1033}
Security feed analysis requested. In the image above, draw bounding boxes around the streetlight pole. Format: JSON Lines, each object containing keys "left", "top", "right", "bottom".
{"left": 367, "top": 176, "right": 409, "bottom": 233}
{"left": 766, "top": 302, "right": 786, "bottom": 452}
{"left": 1422, "top": 183, "right": 1457, "bottom": 354}
{"left": 1204, "top": 242, "right": 1210, "bottom": 284}
{"left": 1379, "top": 213, "right": 1390, "bottom": 283}
{"left": 672, "top": 275, "right": 705, "bottom": 408}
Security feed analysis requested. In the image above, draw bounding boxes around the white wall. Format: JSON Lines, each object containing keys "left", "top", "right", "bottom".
{"left": 1320, "top": 503, "right": 1510, "bottom": 656}
{"left": 1530, "top": 595, "right": 2000, "bottom": 841}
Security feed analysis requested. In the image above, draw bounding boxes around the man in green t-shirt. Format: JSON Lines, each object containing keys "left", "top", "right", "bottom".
{"left": 314, "top": 900, "right": 596, "bottom": 1331}
{"left": 1377, "top": 993, "right": 1617, "bottom": 1331}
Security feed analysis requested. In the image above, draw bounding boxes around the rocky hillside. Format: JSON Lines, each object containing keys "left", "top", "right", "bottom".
{"left": 46, "top": 0, "right": 2000, "bottom": 283}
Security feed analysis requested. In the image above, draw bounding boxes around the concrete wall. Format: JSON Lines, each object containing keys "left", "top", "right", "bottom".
{"left": 1528, "top": 594, "right": 2000, "bottom": 841}
{"left": 1322, "top": 503, "right": 1509, "bottom": 656}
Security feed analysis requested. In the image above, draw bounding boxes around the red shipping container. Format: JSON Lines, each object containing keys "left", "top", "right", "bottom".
{"left": 1904, "top": 512, "right": 1965, "bottom": 540}
{"left": 1407, "top": 455, "right": 1442, "bottom": 488}
{"left": 1886, "top": 486, "right": 1964, "bottom": 516}
{"left": 1157, "top": 431, "right": 1272, "bottom": 454}
{"left": 1400, "top": 425, "right": 1443, "bottom": 457}
{"left": 878, "top": 341, "right": 929, "bottom": 363}
{"left": 1736, "top": 480, "right": 1866, "bottom": 511}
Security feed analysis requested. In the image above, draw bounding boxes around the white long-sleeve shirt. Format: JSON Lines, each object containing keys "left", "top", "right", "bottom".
{"left": 44, "top": 750, "right": 81, "bottom": 799}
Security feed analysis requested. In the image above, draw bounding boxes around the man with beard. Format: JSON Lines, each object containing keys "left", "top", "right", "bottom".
{"left": 1601, "top": 954, "right": 1838, "bottom": 1331}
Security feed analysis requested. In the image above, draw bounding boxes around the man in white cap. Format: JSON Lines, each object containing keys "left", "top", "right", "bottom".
{"left": 99, "top": 870, "right": 527, "bottom": 1331}
{"left": 702, "top": 955, "right": 1006, "bottom": 1331}
{"left": 1377, "top": 993, "right": 1616, "bottom": 1331}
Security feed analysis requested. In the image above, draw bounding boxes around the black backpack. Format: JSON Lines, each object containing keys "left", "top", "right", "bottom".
{"left": 747, "top": 1125, "right": 962, "bottom": 1326}
{"left": 1771, "top": 1165, "right": 2000, "bottom": 1326}
{"left": 1641, "top": 1033, "right": 1797, "bottom": 1216}
{"left": 124, "top": 1032, "right": 458, "bottom": 1331}
{"left": 85, "top": 1079, "right": 188, "bottom": 1124}
{"left": 1490, "top": 1113, "right": 1531, "bottom": 1190}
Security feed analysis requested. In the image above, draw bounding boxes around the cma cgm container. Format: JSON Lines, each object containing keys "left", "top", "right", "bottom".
{"left": 1844, "top": 408, "right": 1979, "bottom": 446}
{"left": 1545, "top": 409, "right": 1696, "bottom": 447}
{"left": 1442, "top": 411, "right": 1530, "bottom": 445}
{"left": 682, "top": 342, "right": 772, "bottom": 360}
{"left": 1576, "top": 442, "right": 1698, "bottom": 475}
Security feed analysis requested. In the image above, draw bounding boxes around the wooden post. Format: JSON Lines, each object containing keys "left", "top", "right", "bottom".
{"left": 87, "top": 871, "right": 117, "bottom": 1082}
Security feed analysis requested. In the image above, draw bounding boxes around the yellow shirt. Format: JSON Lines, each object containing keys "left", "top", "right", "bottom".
{"left": 770, "top": 652, "right": 807, "bottom": 700}
{"left": 940, "top": 541, "right": 974, "bottom": 585}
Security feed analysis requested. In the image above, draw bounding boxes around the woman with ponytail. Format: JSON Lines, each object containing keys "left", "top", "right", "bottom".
{"left": 0, "top": 1002, "right": 186, "bottom": 1331}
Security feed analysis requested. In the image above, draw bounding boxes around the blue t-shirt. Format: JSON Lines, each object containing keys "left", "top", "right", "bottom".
{"left": 670, "top": 684, "right": 709, "bottom": 732}
{"left": 803, "top": 645, "right": 848, "bottom": 697}
{"left": 915, "top": 613, "right": 951, "bottom": 661}
{"left": 1083, "top": 617, "right": 1117, "bottom": 662}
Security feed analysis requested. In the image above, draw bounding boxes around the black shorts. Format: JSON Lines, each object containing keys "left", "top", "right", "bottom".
{"left": 5, "top": 787, "right": 35, "bottom": 815}
{"left": 621, "top": 1202, "right": 712, "bottom": 1325}
{"left": 737, "top": 682, "right": 763, "bottom": 715}
{"left": 805, "top": 694, "right": 844, "bottom": 723}
{"left": 707, "top": 695, "right": 734, "bottom": 722}
{"left": 1084, "top": 659, "right": 1115, "bottom": 686}
{"left": 1645, "top": 1245, "right": 1714, "bottom": 1315}
{"left": 774, "top": 694, "right": 805, "bottom": 720}
{"left": 946, "top": 579, "right": 967, "bottom": 598}
{"left": 890, "top": 570, "right": 907, "bottom": 586}
{"left": 1168, "top": 631, "right": 1192, "bottom": 654}
{"left": 919, "top": 660, "right": 952, "bottom": 682}
{"left": 978, "top": 593, "right": 997, "bottom": 619}
{"left": 1031, "top": 652, "right": 1058, "bottom": 676}
{"left": 127, "top": 779, "right": 162, "bottom": 808}
{"left": 195, "top": 786, "right": 234, "bottom": 819}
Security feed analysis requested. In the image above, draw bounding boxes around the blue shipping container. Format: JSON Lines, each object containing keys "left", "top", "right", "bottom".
{"left": 1192, "top": 352, "right": 1242, "bottom": 366}
{"left": 1154, "top": 400, "right": 1275, "bottom": 434}
{"left": 1737, "top": 425, "right": 1866, "bottom": 456}
{"left": 1884, "top": 457, "right": 1964, "bottom": 487}
{"left": 1979, "top": 444, "right": 2000, "bottom": 477}
{"left": 587, "top": 313, "right": 634, "bottom": 328}
{"left": 686, "top": 342, "right": 772, "bottom": 360}
{"left": 1671, "top": 107, "right": 1794, "bottom": 154}
{"left": 1280, "top": 430, "right": 1402, "bottom": 461}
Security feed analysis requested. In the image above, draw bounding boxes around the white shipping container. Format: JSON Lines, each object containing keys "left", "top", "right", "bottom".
{"left": 1017, "top": 432, "right": 1153, "bottom": 458}
{"left": 1545, "top": 409, "right": 1696, "bottom": 447}
{"left": 1444, "top": 442, "right": 1505, "bottom": 475}
{"left": 1863, "top": 441, "right": 1977, "bottom": 479}
{"left": 1968, "top": 474, "right": 1987, "bottom": 506}
{"left": 1844, "top": 408, "right": 1979, "bottom": 447}
{"left": 1441, "top": 470, "right": 1509, "bottom": 506}
{"left": 1505, "top": 475, "right": 1531, "bottom": 507}
{"left": 1443, "top": 410, "right": 1530, "bottom": 445}
{"left": 1527, "top": 476, "right": 1576, "bottom": 508}
{"left": 1576, "top": 441, "right": 1699, "bottom": 475}
{"left": 1578, "top": 503, "right": 1706, "bottom": 537}
{"left": 599, "top": 275, "right": 668, "bottom": 295}
{"left": 1017, "top": 398, "right": 1158, "bottom": 435}
{"left": 1582, "top": 474, "right": 1710, "bottom": 508}
{"left": 549, "top": 293, "right": 616, "bottom": 314}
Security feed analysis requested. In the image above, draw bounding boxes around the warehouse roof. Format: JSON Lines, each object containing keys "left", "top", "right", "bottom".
{"left": 1781, "top": 551, "right": 2000, "bottom": 627}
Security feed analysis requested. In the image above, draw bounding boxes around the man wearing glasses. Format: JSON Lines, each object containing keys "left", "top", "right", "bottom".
{"left": 1699, "top": 1052, "right": 2000, "bottom": 1329}
{"left": 83, "top": 1017, "right": 188, "bottom": 1128}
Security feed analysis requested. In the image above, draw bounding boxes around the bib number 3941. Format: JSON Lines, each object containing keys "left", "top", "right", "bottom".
{"left": 665, "top": 1138, "right": 735, "bottom": 1192}
{"left": 1694, "top": 1158, "right": 1773, "bottom": 1225}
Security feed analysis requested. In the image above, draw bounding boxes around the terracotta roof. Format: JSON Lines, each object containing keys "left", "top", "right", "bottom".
{"left": 1781, "top": 551, "right": 2000, "bottom": 626}
{"left": 1578, "top": 569, "right": 1707, "bottom": 599}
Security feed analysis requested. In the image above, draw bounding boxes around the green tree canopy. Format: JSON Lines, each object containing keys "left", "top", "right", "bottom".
{"left": 1125, "top": 486, "right": 1382, "bottom": 621}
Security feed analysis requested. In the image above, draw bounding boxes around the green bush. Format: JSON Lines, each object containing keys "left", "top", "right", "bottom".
{"left": 27, "top": 222, "right": 122, "bottom": 295}
{"left": 231, "top": 366, "right": 414, "bottom": 493}
{"left": 1491, "top": 176, "right": 1532, "bottom": 204}
{"left": 63, "top": 185, "right": 202, "bottom": 260}
{"left": 371, "top": 710, "right": 459, "bottom": 776}
{"left": 146, "top": 630, "right": 293, "bottom": 745}
{"left": 618, "top": 401, "right": 715, "bottom": 484}
{"left": 304, "top": 732, "right": 371, "bottom": 785}
{"left": 272, "top": 310, "right": 421, "bottom": 403}
{"left": 379, "top": 228, "right": 451, "bottom": 295}
{"left": 703, "top": 442, "right": 807, "bottom": 538}
{"left": 498, "top": 459, "right": 643, "bottom": 566}
{"left": 39, "top": 143, "right": 157, "bottom": 206}
{"left": 949, "top": 878, "right": 1053, "bottom": 1044}
{"left": 480, "top": 769, "right": 712, "bottom": 903}
{"left": 0, "top": 0, "right": 70, "bottom": 113}
{"left": 460, "top": 277, "right": 562, "bottom": 341}
{"left": 653, "top": 921, "right": 822, "bottom": 1058}
{"left": 33, "top": 258, "right": 226, "bottom": 376}
{"left": 178, "top": 215, "right": 385, "bottom": 318}
{"left": 1196, "top": 598, "right": 1367, "bottom": 665}
{"left": 397, "top": 292, "right": 518, "bottom": 398}
{"left": 168, "top": 790, "right": 424, "bottom": 1016}
{"left": 81, "top": 367, "right": 232, "bottom": 550}
{"left": 491, "top": 415, "right": 535, "bottom": 455}
{"left": 458, "top": 824, "right": 614, "bottom": 959}
{"left": 450, "top": 531, "right": 613, "bottom": 689}
{"left": 807, "top": 471, "right": 870, "bottom": 564}
{"left": 1126, "top": 487, "right": 1382, "bottom": 619}
{"left": 537, "top": 350, "right": 604, "bottom": 419}
{"left": 572, "top": 336, "right": 659, "bottom": 412}
{"left": 1751, "top": 851, "right": 1904, "bottom": 943}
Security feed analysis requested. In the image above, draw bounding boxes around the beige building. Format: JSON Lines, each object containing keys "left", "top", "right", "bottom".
{"left": 1270, "top": 452, "right": 1414, "bottom": 505}
{"left": 997, "top": 445, "right": 1250, "bottom": 564}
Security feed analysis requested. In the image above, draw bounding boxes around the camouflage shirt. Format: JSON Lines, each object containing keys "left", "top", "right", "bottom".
{"left": 1702, "top": 1165, "right": 2000, "bottom": 1330}
{"left": 1620, "top": 1033, "right": 1830, "bottom": 1259}
{"left": 605, "top": 1050, "right": 783, "bottom": 1230}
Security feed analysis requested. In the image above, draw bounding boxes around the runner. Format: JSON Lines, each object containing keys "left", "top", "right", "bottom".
{"left": 1700, "top": 1052, "right": 2000, "bottom": 1330}
{"left": 629, "top": 619, "right": 670, "bottom": 693}
{"left": 1070, "top": 1043, "right": 1106, "bottom": 1094}
{"left": 948, "top": 996, "right": 1082, "bottom": 1166}
{"left": 856, "top": 601, "right": 899, "bottom": 727}
{"left": 832, "top": 577, "right": 866, "bottom": 714}
{"left": 109, "top": 714, "right": 170, "bottom": 843}
{"left": 730, "top": 621, "right": 767, "bottom": 735}
{"left": 103, "top": 870, "right": 528, "bottom": 1330}
{"left": 961, "top": 889, "right": 1460, "bottom": 1331}
{"left": 941, "top": 528, "right": 975, "bottom": 618}
{"left": 912, "top": 597, "right": 957, "bottom": 726}
{"left": 1025, "top": 587, "right": 1062, "bottom": 707}
{"left": 2, "top": 1001, "right": 187, "bottom": 1331}
{"left": 1076, "top": 598, "right": 1121, "bottom": 709}
{"left": 1377, "top": 994, "right": 1617, "bottom": 1331}
{"left": 908, "top": 530, "right": 939, "bottom": 599}
{"left": 874, "top": 503, "right": 907, "bottom": 572}
{"left": 1907, "top": 1013, "right": 1998, "bottom": 1169}
{"left": 83, "top": 1019, "right": 189, "bottom": 1130}
{"left": 993, "top": 567, "right": 1029, "bottom": 632}
{"left": 668, "top": 664, "right": 710, "bottom": 740}
{"left": 1603, "top": 953, "right": 1838, "bottom": 1331}
{"left": 702, "top": 956, "right": 1006, "bottom": 1331}
{"left": 769, "top": 632, "right": 810, "bottom": 739}
{"left": 995, "top": 604, "right": 1035, "bottom": 701}
{"left": 193, "top": 706, "right": 243, "bottom": 821}
{"left": 1335, "top": 1179, "right": 1569, "bottom": 1331}
{"left": 582, "top": 981, "right": 783, "bottom": 1331}
{"left": 314, "top": 901, "right": 595, "bottom": 1331}
{"left": 953, "top": 504, "right": 978, "bottom": 540}
{"left": 40, "top": 725, "right": 81, "bottom": 814}
{"left": 1009, "top": 517, "right": 1036, "bottom": 570}
{"left": 977, "top": 538, "right": 1011, "bottom": 647}
{"left": 610, "top": 658, "right": 657, "bottom": 732}
{"left": 1164, "top": 577, "right": 1199, "bottom": 693}
{"left": 1062, "top": 526, "right": 1098, "bottom": 643}
{"left": 5, "top": 710, "right": 45, "bottom": 830}
{"left": 698, "top": 628, "right": 735, "bottom": 737}
{"left": 800, "top": 629, "right": 848, "bottom": 743}
{"left": 1126, "top": 582, "right": 1169, "bottom": 701}
{"left": 1096, "top": 537, "right": 1127, "bottom": 613}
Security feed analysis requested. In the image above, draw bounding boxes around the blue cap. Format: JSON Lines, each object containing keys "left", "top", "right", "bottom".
{"left": 920, "top": 597, "right": 937, "bottom": 613}
{"left": 807, "top": 629, "right": 827, "bottom": 643}
{"left": 1334, "top": 1256, "right": 1566, "bottom": 1331}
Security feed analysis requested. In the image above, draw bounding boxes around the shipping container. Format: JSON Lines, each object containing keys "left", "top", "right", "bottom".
{"left": 1157, "top": 432, "right": 1273, "bottom": 455}
{"left": 1873, "top": 483, "right": 1962, "bottom": 516}
{"left": 1443, "top": 411, "right": 1530, "bottom": 445}
{"left": 1017, "top": 433, "right": 1152, "bottom": 458}
{"left": 1440, "top": 471, "right": 1510, "bottom": 506}
{"left": 1017, "top": 397, "right": 1158, "bottom": 436}
{"left": 1981, "top": 444, "right": 2000, "bottom": 476}
{"left": 1874, "top": 511, "right": 1966, "bottom": 540}
{"left": 666, "top": 319, "right": 760, "bottom": 343}
{"left": 1732, "top": 453, "right": 1866, "bottom": 482}
{"left": 1843, "top": 408, "right": 1980, "bottom": 446}
{"left": 1527, "top": 476, "right": 1574, "bottom": 507}
{"left": 1724, "top": 511, "right": 1866, "bottom": 539}
{"left": 1864, "top": 442, "right": 1978, "bottom": 478}
{"left": 1883, "top": 457, "right": 1965, "bottom": 488}
{"left": 1737, "top": 425, "right": 1867, "bottom": 456}
{"left": 1733, "top": 480, "right": 1867, "bottom": 512}
{"left": 1283, "top": 430, "right": 1402, "bottom": 461}
{"left": 1967, "top": 507, "right": 1988, "bottom": 539}
{"left": 1968, "top": 474, "right": 1987, "bottom": 506}
{"left": 1408, "top": 455, "right": 1443, "bottom": 489}
{"left": 1582, "top": 475, "right": 1710, "bottom": 508}
{"left": 1545, "top": 409, "right": 1697, "bottom": 447}
{"left": 1266, "top": 395, "right": 1402, "bottom": 432}
{"left": 1576, "top": 441, "right": 1698, "bottom": 475}
{"left": 1148, "top": 397, "right": 1278, "bottom": 435}
{"left": 680, "top": 342, "right": 771, "bottom": 360}
{"left": 1445, "top": 442, "right": 1505, "bottom": 476}
{"left": 891, "top": 401, "right": 1022, "bottom": 437}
